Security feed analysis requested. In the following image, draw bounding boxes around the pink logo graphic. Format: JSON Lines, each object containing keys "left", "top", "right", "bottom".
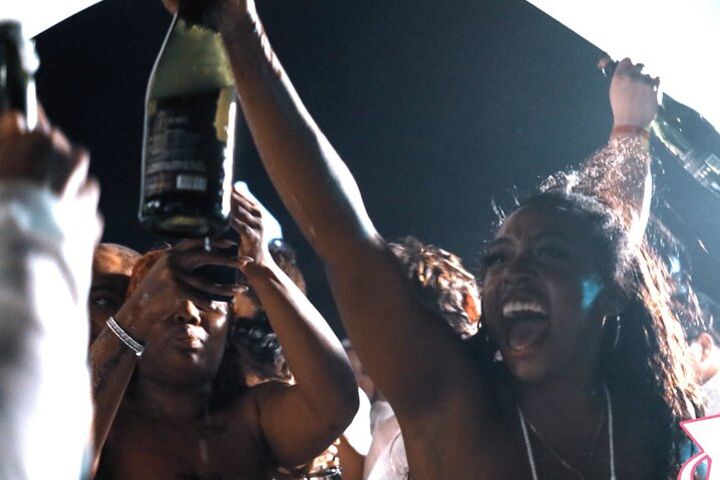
{"left": 678, "top": 414, "right": 720, "bottom": 479}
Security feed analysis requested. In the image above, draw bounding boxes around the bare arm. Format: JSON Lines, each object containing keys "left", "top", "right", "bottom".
{"left": 89, "top": 297, "right": 146, "bottom": 473}
{"left": 232, "top": 188, "right": 358, "bottom": 466}
{"left": 171, "top": 0, "right": 483, "bottom": 419}
{"left": 246, "top": 266, "right": 357, "bottom": 466}
{"left": 575, "top": 58, "right": 658, "bottom": 240}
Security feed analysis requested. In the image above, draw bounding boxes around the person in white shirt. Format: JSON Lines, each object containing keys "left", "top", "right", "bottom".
{"left": 0, "top": 110, "right": 102, "bottom": 479}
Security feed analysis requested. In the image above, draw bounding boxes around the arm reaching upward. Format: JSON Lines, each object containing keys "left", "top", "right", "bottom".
{"left": 231, "top": 187, "right": 358, "bottom": 467}
{"left": 578, "top": 58, "right": 658, "bottom": 242}
{"left": 159, "top": 0, "right": 487, "bottom": 419}
{"left": 221, "top": 7, "right": 376, "bottom": 261}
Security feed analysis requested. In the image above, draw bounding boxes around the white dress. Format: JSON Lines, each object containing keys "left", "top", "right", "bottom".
{"left": 364, "top": 401, "right": 410, "bottom": 480}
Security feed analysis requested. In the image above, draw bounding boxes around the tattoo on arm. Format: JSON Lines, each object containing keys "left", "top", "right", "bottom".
{"left": 92, "top": 344, "right": 127, "bottom": 397}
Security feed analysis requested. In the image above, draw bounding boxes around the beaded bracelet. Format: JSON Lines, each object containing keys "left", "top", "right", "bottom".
{"left": 106, "top": 316, "right": 145, "bottom": 357}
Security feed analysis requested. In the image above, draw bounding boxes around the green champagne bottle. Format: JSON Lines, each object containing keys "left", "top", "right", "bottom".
{"left": 139, "top": 6, "right": 237, "bottom": 237}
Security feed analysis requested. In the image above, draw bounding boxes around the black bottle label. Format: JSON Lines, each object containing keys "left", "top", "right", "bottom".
{"left": 143, "top": 89, "right": 232, "bottom": 198}
{"left": 140, "top": 88, "right": 236, "bottom": 237}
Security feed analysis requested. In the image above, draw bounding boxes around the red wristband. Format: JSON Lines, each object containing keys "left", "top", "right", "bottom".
{"left": 611, "top": 125, "right": 650, "bottom": 140}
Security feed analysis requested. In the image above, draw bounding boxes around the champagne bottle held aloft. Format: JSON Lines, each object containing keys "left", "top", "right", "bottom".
{"left": 139, "top": 5, "right": 237, "bottom": 238}
{"left": 0, "top": 20, "right": 39, "bottom": 129}
{"left": 600, "top": 56, "right": 720, "bottom": 196}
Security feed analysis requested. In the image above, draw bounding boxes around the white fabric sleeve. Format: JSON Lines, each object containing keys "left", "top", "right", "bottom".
{"left": 0, "top": 183, "right": 93, "bottom": 480}
{"left": 342, "top": 387, "right": 373, "bottom": 456}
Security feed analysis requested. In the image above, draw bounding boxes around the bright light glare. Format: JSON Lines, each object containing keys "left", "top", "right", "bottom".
{"left": 2, "top": 0, "right": 104, "bottom": 37}
{"left": 527, "top": 0, "right": 720, "bottom": 130}
{"left": 234, "top": 181, "right": 284, "bottom": 241}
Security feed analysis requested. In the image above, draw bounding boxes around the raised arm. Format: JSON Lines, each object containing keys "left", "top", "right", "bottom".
{"left": 158, "top": 0, "right": 484, "bottom": 420}
{"left": 575, "top": 58, "right": 658, "bottom": 241}
{"left": 231, "top": 187, "right": 358, "bottom": 467}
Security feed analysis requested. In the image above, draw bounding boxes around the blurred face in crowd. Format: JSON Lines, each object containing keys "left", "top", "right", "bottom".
{"left": 481, "top": 201, "right": 614, "bottom": 386}
{"left": 138, "top": 296, "right": 230, "bottom": 388}
{"left": 89, "top": 244, "right": 139, "bottom": 343}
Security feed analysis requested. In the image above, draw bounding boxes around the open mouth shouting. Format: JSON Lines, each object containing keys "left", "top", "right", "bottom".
{"left": 501, "top": 299, "right": 550, "bottom": 355}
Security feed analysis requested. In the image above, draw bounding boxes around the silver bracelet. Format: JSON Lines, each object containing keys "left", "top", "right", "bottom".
{"left": 106, "top": 316, "right": 145, "bottom": 357}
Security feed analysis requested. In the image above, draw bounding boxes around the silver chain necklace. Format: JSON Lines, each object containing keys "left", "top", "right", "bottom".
{"left": 517, "top": 385, "right": 617, "bottom": 480}
{"left": 523, "top": 399, "right": 606, "bottom": 478}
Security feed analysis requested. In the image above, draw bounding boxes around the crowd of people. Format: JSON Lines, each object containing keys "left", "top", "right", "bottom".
{"left": 2, "top": 0, "right": 718, "bottom": 478}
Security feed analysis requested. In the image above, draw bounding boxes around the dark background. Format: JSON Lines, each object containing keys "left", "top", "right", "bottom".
{"left": 34, "top": 0, "right": 720, "bottom": 332}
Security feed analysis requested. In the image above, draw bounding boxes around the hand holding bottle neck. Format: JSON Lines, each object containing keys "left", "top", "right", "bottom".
{"left": 215, "top": 0, "right": 261, "bottom": 42}
{"left": 161, "top": 0, "right": 257, "bottom": 32}
{"left": 162, "top": 0, "right": 249, "bottom": 16}
{"left": 607, "top": 57, "right": 659, "bottom": 139}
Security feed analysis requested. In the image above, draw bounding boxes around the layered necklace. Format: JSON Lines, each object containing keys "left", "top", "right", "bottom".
{"left": 516, "top": 385, "right": 616, "bottom": 480}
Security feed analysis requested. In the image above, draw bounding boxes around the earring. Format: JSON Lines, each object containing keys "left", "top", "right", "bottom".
{"left": 611, "top": 315, "right": 621, "bottom": 350}
{"left": 478, "top": 322, "right": 503, "bottom": 362}
{"left": 602, "top": 314, "right": 622, "bottom": 350}
{"left": 486, "top": 333, "right": 503, "bottom": 362}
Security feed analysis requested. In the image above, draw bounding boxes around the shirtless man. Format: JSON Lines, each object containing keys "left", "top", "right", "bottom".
{"left": 171, "top": 0, "right": 692, "bottom": 478}
{"left": 90, "top": 186, "right": 358, "bottom": 478}
{"left": 89, "top": 243, "right": 141, "bottom": 343}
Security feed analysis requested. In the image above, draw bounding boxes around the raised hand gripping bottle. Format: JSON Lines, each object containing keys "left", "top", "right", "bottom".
{"left": 139, "top": 3, "right": 237, "bottom": 237}
{"left": 600, "top": 56, "right": 720, "bottom": 196}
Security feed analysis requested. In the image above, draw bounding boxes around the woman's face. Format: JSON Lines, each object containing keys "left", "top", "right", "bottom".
{"left": 481, "top": 201, "right": 614, "bottom": 385}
